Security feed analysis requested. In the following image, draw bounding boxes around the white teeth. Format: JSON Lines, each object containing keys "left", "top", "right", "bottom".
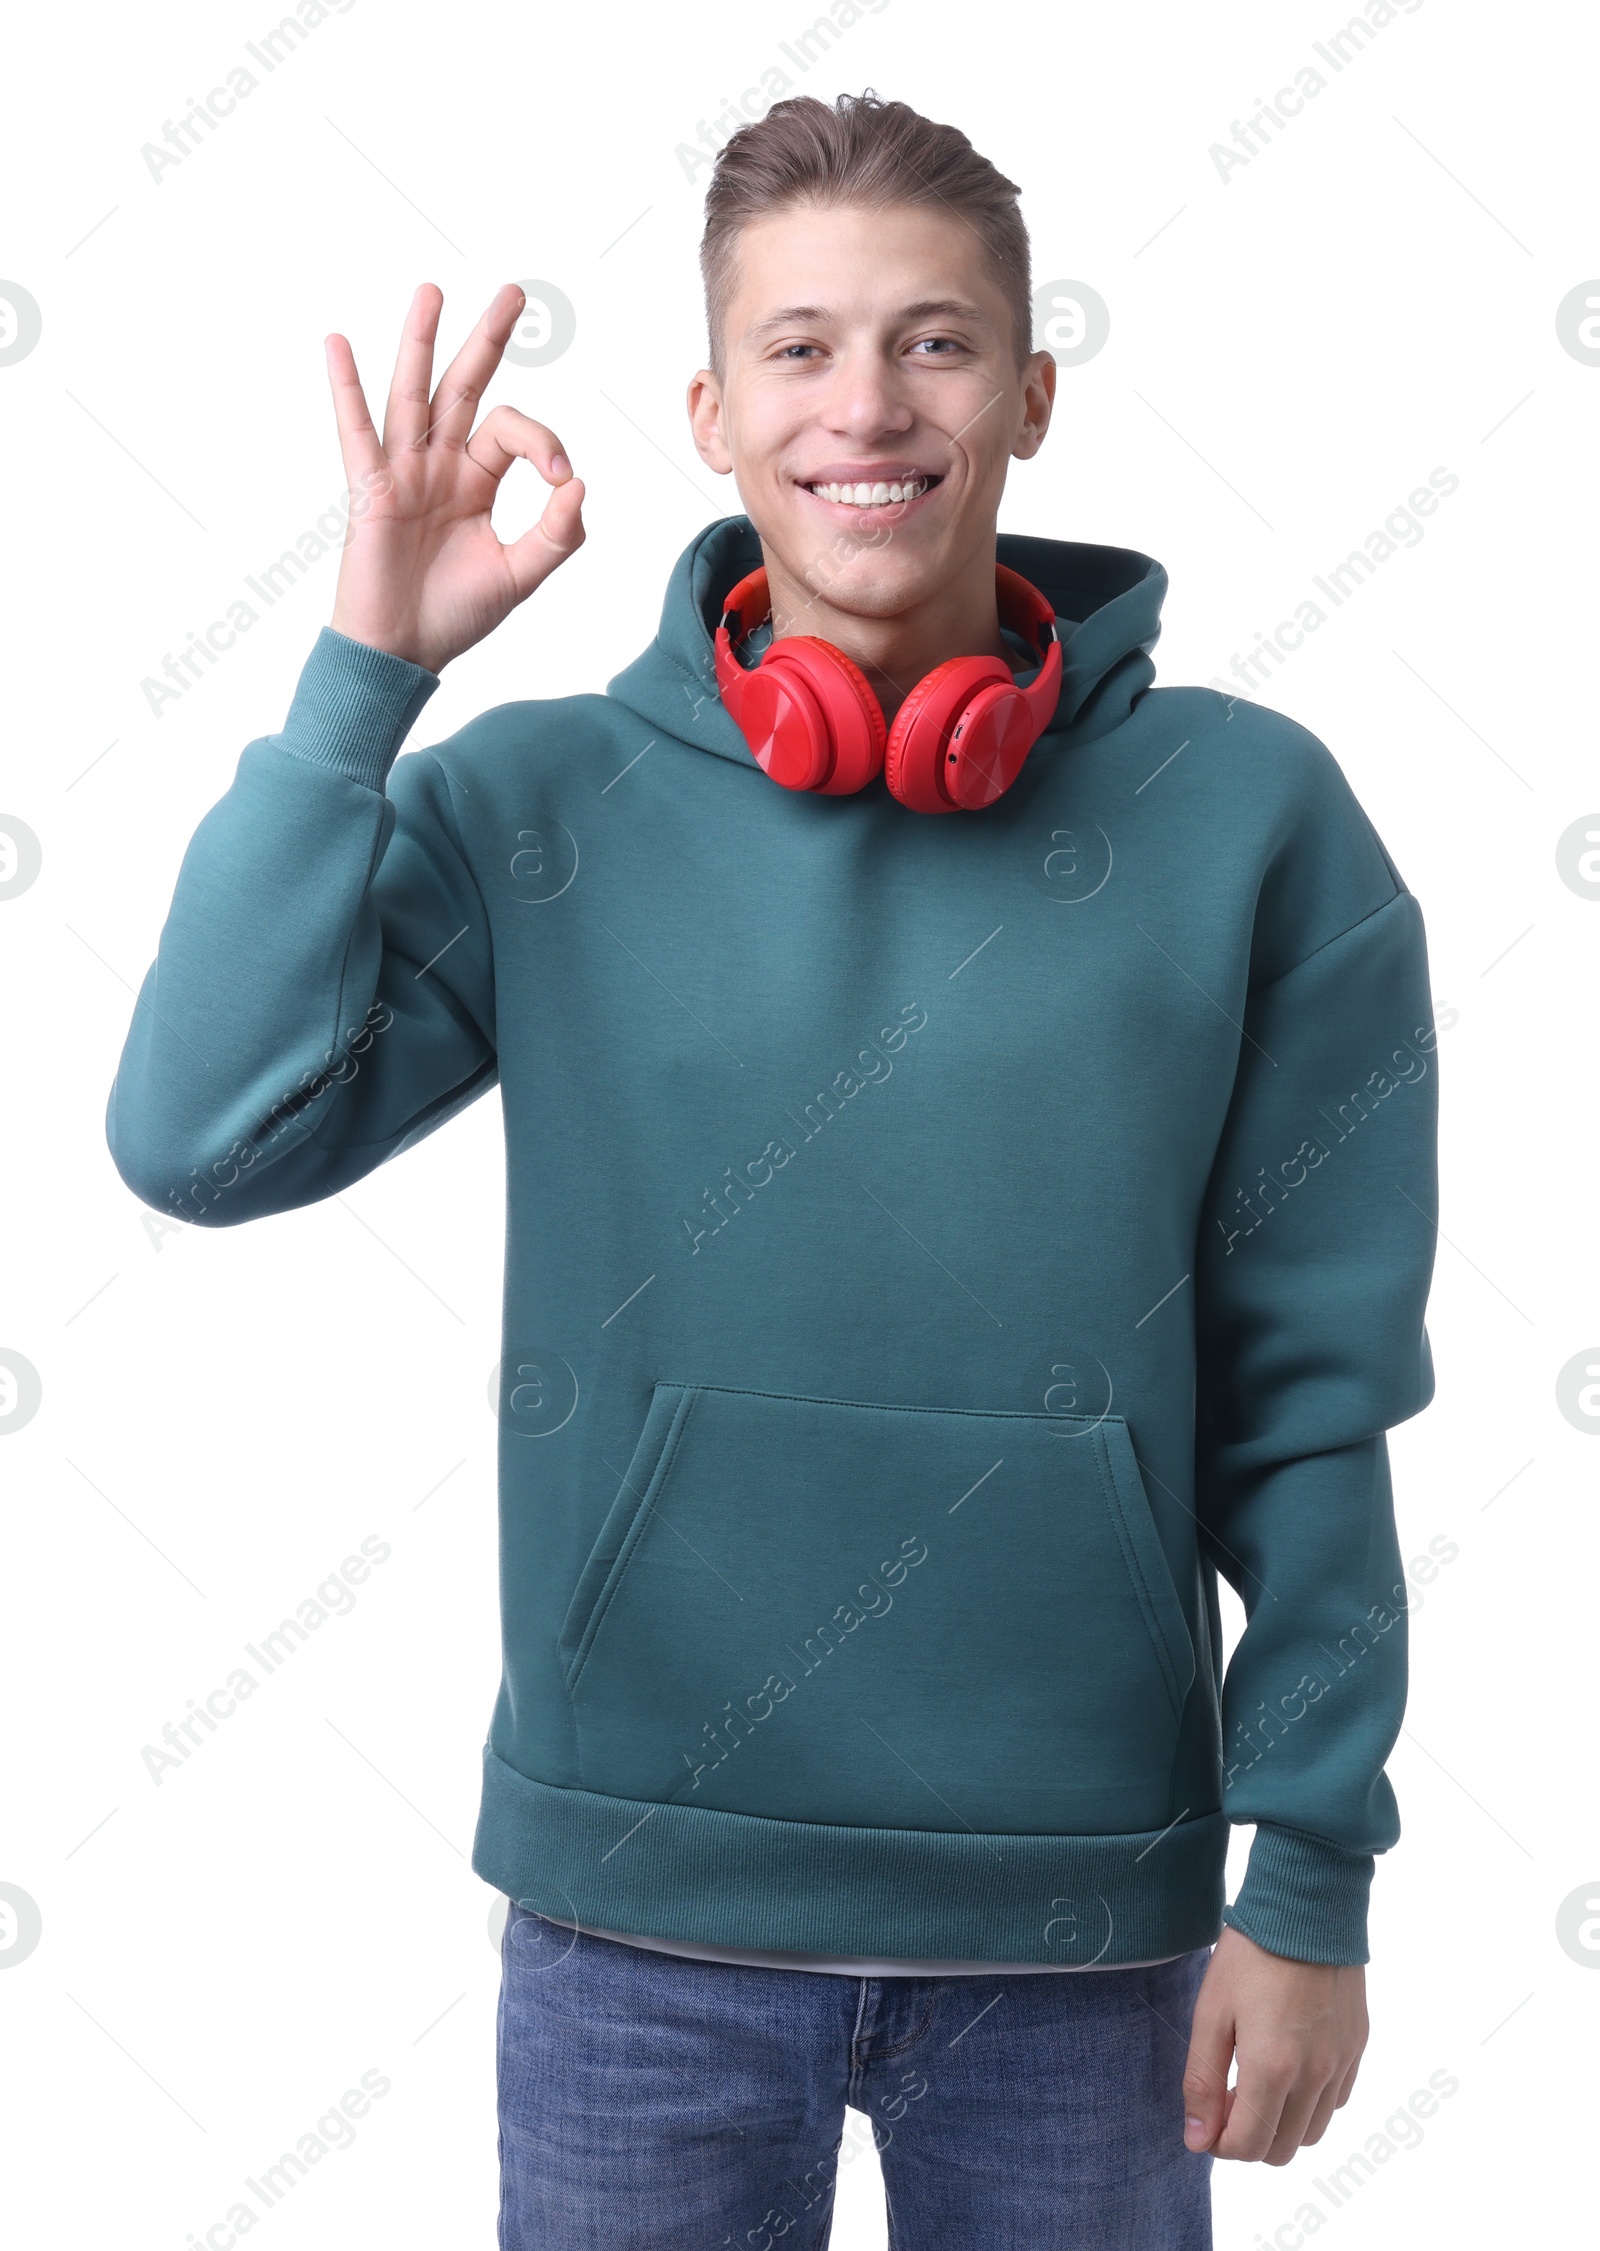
{"left": 807, "top": 477, "right": 929, "bottom": 504}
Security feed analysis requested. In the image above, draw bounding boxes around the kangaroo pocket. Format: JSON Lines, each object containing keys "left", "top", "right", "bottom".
{"left": 558, "top": 1382, "right": 1195, "bottom": 1835}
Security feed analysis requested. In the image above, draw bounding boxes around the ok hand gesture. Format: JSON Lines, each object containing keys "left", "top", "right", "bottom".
{"left": 324, "top": 281, "right": 585, "bottom": 675}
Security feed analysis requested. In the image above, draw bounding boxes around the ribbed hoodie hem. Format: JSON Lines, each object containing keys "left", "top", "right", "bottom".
{"left": 1223, "top": 1822, "right": 1376, "bottom": 1965}
{"left": 276, "top": 627, "right": 440, "bottom": 791}
{"left": 472, "top": 1745, "right": 1228, "bottom": 1966}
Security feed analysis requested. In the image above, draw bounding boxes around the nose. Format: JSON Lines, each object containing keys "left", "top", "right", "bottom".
{"left": 821, "top": 346, "right": 914, "bottom": 444}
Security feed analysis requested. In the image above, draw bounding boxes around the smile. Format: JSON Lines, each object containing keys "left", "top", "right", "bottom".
{"left": 800, "top": 473, "right": 943, "bottom": 510}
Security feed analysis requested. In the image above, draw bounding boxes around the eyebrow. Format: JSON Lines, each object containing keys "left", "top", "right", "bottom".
{"left": 745, "top": 297, "right": 993, "bottom": 339}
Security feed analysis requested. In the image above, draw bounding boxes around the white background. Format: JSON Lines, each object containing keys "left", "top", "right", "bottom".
{"left": 2, "top": 0, "right": 1594, "bottom": 2243}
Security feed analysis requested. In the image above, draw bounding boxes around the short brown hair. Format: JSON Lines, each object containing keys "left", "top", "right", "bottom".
{"left": 699, "top": 91, "right": 1031, "bottom": 377}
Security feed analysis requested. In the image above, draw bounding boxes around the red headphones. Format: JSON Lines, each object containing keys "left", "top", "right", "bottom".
{"left": 713, "top": 563, "right": 1063, "bottom": 814}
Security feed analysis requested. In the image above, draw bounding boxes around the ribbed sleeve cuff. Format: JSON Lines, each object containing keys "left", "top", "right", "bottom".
{"left": 1223, "top": 1824, "right": 1376, "bottom": 1966}
{"left": 275, "top": 627, "right": 441, "bottom": 792}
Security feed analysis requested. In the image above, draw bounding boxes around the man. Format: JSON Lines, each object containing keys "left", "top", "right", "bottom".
{"left": 107, "top": 91, "right": 1437, "bottom": 2250}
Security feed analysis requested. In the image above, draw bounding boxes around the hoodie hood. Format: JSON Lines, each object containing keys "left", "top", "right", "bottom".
{"left": 606, "top": 514, "right": 1169, "bottom": 769}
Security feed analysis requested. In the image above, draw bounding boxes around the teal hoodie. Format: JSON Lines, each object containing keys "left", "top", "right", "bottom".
{"left": 106, "top": 515, "right": 1437, "bottom": 1967}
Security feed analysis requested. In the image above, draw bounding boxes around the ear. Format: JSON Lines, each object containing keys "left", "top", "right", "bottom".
{"left": 687, "top": 369, "right": 735, "bottom": 475}
{"left": 1011, "top": 350, "right": 1056, "bottom": 463}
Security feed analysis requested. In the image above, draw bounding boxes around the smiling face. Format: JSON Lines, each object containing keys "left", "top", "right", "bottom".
{"left": 687, "top": 202, "right": 1054, "bottom": 667}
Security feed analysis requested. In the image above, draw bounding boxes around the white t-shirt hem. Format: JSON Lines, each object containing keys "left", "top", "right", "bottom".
{"left": 574, "top": 1919, "right": 1185, "bottom": 1977}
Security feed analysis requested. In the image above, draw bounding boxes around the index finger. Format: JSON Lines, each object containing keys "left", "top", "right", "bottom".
{"left": 1212, "top": 2056, "right": 1290, "bottom": 2162}
{"left": 427, "top": 282, "right": 528, "bottom": 450}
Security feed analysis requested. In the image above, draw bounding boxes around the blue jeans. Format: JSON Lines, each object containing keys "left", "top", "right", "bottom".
{"left": 497, "top": 1904, "right": 1212, "bottom": 2248}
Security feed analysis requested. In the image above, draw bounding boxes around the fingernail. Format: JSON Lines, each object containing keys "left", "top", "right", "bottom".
{"left": 1184, "top": 2119, "right": 1207, "bottom": 2143}
{"left": 551, "top": 454, "right": 571, "bottom": 478}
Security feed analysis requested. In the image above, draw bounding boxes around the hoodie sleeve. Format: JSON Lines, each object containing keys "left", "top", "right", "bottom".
{"left": 1193, "top": 880, "right": 1439, "bottom": 1966}
{"left": 106, "top": 628, "right": 498, "bottom": 1226}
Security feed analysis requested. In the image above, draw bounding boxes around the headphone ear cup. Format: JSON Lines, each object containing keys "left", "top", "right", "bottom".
{"left": 772, "top": 637, "right": 886, "bottom": 793}
{"left": 945, "top": 681, "right": 1040, "bottom": 808}
{"left": 884, "top": 657, "right": 1011, "bottom": 814}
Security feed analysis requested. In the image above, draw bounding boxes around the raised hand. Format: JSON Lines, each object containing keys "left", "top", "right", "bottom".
{"left": 324, "top": 282, "right": 585, "bottom": 675}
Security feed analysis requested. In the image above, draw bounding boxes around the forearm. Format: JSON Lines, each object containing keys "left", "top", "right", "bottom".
{"left": 1209, "top": 1435, "right": 1408, "bottom": 1964}
{"left": 105, "top": 631, "right": 494, "bottom": 1225}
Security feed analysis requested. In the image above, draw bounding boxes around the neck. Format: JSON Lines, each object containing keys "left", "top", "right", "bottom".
{"left": 759, "top": 539, "right": 1010, "bottom": 723}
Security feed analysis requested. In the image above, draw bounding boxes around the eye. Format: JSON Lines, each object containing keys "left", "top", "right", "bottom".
{"left": 775, "top": 342, "right": 822, "bottom": 360}
{"left": 908, "top": 336, "right": 964, "bottom": 356}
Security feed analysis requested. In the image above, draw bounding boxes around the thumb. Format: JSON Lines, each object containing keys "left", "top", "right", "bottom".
{"left": 1182, "top": 1982, "right": 1235, "bottom": 2152}
{"left": 504, "top": 476, "right": 586, "bottom": 603}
